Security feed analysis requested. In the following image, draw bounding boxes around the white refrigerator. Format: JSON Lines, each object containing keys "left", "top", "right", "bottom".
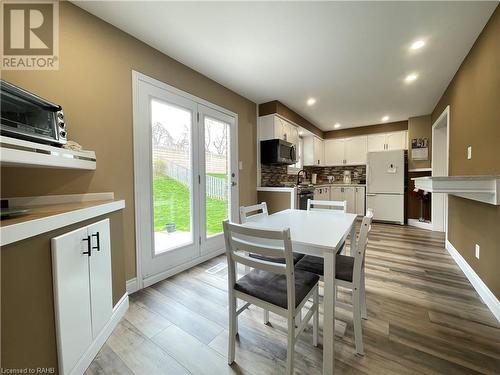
{"left": 366, "top": 150, "right": 405, "bottom": 224}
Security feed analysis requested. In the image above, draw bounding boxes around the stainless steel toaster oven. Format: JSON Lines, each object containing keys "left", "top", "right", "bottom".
{"left": 1, "top": 80, "right": 67, "bottom": 146}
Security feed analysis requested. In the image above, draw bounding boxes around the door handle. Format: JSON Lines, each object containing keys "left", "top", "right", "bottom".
{"left": 231, "top": 181, "right": 237, "bottom": 187}
{"left": 82, "top": 235, "right": 91, "bottom": 256}
{"left": 91, "top": 232, "right": 100, "bottom": 251}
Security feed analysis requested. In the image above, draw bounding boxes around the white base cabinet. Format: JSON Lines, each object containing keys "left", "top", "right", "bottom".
{"left": 329, "top": 186, "right": 365, "bottom": 215}
{"left": 52, "top": 219, "right": 113, "bottom": 375}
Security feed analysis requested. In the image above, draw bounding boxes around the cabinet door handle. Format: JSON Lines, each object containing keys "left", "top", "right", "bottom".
{"left": 82, "top": 235, "right": 91, "bottom": 256}
{"left": 91, "top": 232, "right": 100, "bottom": 251}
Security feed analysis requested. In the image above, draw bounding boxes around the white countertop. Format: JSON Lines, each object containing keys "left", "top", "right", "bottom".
{"left": 1, "top": 194, "right": 125, "bottom": 246}
{"left": 257, "top": 187, "right": 296, "bottom": 192}
{"left": 314, "top": 183, "right": 366, "bottom": 187}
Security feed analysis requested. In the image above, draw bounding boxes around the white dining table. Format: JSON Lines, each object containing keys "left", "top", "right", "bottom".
{"left": 240, "top": 208, "right": 358, "bottom": 375}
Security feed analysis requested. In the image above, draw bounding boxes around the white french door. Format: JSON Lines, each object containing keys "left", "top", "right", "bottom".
{"left": 133, "top": 72, "right": 238, "bottom": 286}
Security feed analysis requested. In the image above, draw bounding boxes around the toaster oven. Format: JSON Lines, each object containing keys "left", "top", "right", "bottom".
{"left": 0, "top": 80, "right": 67, "bottom": 146}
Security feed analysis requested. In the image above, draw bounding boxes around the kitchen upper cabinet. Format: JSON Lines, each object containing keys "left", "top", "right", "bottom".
{"left": 344, "top": 137, "right": 368, "bottom": 164}
{"left": 355, "top": 186, "right": 366, "bottom": 215}
{"left": 386, "top": 131, "right": 407, "bottom": 150}
{"left": 324, "top": 136, "right": 367, "bottom": 166}
{"left": 303, "top": 136, "right": 324, "bottom": 166}
{"left": 259, "top": 114, "right": 299, "bottom": 146}
{"left": 367, "top": 131, "right": 407, "bottom": 152}
{"left": 324, "top": 139, "right": 345, "bottom": 165}
{"left": 52, "top": 219, "right": 113, "bottom": 375}
{"left": 367, "top": 133, "right": 387, "bottom": 152}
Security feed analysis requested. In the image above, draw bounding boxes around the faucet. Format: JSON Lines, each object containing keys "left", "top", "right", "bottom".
{"left": 297, "top": 169, "right": 307, "bottom": 185}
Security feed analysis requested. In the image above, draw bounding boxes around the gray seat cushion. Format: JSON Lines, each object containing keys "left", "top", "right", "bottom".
{"left": 234, "top": 269, "right": 319, "bottom": 309}
{"left": 249, "top": 252, "right": 304, "bottom": 264}
{"left": 295, "top": 254, "right": 355, "bottom": 282}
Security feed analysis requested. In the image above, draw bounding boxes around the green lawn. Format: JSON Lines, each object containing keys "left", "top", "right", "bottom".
{"left": 153, "top": 176, "right": 227, "bottom": 235}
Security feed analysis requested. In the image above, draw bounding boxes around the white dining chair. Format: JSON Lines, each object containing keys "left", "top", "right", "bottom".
{"left": 239, "top": 202, "right": 305, "bottom": 325}
{"left": 223, "top": 220, "right": 319, "bottom": 374}
{"left": 295, "top": 209, "right": 374, "bottom": 354}
{"left": 239, "top": 202, "right": 269, "bottom": 224}
{"left": 307, "top": 199, "right": 347, "bottom": 212}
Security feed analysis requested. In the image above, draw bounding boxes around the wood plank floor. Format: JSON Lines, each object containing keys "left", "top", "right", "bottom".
{"left": 86, "top": 223, "right": 500, "bottom": 375}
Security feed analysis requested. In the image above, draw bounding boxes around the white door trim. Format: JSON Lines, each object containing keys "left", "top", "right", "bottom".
{"left": 431, "top": 105, "right": 450, "bottom": 237}
{"left": 132, "top": 70, "right": 239, "bottom": 291}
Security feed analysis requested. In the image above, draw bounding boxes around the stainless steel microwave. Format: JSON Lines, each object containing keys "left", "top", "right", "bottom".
{"left": 260, "top": 139, "right": 297, "bottom": 165}
{"left": 0, "top": 80, "right": 67, "bottom": 146}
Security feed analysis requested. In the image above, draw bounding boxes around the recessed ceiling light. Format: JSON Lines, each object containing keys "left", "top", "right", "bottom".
{"left": 405, "top": 73, "right": 418, "bottom": 83}
{"left": 307, "top": 98, "right": 316, "bottom": 106}
{"left": 298, "top": 131, "right": 303, "bottom": 136}
{"left": 334, "top": 123, "right": 341, "bottom": 129}
{"left": 410, "top": 40, "right": 425, "bottom": 50}
{"left": 382, "top": 115, "right": 390, "bottom": 122}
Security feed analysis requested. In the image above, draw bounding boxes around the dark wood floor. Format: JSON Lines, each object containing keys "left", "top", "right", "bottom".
{"left": 86, "top": 223, "right": 500, "bottom": 375}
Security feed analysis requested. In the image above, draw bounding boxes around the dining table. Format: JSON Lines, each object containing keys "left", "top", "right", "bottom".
{"left": 240, "top": 208, "right": 358, "bottom": 375}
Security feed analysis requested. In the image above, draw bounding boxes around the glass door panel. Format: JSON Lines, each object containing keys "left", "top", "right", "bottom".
{"left": 150, "top": 99, "right": 193, "bottom": 254}
{"left": 203, "top": 116, "right": 230, "bottom": 237}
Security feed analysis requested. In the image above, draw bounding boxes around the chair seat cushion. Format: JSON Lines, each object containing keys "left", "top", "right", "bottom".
{"left": 295, "top": 254, "right": 355, "bottom": 282}
{"left": 249, "top": 252, "right": 304, "bottom": 264}
{"left": 234, "top": 269, "right": 319, "bottom": 309}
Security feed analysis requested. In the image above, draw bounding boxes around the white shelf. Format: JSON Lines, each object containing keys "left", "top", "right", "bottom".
{"left": 413, "top": 175, "right": 500, "bottom": 205}
{"left": 0, "top": 136, "right": 96, "bottom": 170}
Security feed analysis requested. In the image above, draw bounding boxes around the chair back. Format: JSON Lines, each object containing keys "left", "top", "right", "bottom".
{"left": 223, "top": 220, "right": 296, "bottom": 311}
{"left": 307, "top": 199, "right": 347, "bottom": 213}
{"left": 240, "top": 202, "right": 268, "bottom": 223}
{"left": 352, "top": 209, "right": 374, "bottom": 283}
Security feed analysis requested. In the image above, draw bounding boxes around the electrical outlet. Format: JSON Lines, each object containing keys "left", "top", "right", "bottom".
{"left": 475, "top": 244, "right": 480, "bottom": 259}
{"left": 467, "top": 146, "right": 472, "bottom": 160}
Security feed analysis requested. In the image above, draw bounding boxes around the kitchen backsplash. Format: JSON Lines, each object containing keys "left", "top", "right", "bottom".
{"left": 261, "top": 164, "right": 366, "bottom": 186}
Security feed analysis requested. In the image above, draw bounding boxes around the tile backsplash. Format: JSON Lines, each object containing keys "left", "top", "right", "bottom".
{"left": 261, "top": 164, "right": 366, "bottom": 186}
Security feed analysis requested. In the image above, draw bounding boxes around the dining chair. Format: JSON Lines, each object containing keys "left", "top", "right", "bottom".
{"left": 307, "top": 199, "right": 347, "bottom": 212}
{"left": 295, "top": 209, "right": 374, "bottom": 355}
{"left": 223, "top": 220, "right": 319, "bottom": 374}
{"left": 306, "top": 199, "right": 347, "bottom": 255}
{"left": 240, "top": 203, "right": 305, "bottom": 324}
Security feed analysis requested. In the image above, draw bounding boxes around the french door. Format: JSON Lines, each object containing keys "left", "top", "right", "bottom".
{"left": 133, "top": 72, "right": 238, "bottom": 286}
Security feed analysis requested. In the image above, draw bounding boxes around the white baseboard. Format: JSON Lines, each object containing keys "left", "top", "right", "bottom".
{"left": 445, "top": 240, "right": 500, "bottom": 322}
{"left": 408, "top": 219, "right": 433, "bottom": 231}
{"left": 126, "top": 277, "right": 140, "bottom": 294}
{"left": 142, "top": 248, "right": 225, "bottom": 289}
{"left": 70, "top": 293, "right": 129, "bottom": 375}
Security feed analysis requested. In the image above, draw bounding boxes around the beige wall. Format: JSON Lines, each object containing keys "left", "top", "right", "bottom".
{"left": 407, "top": 115, "right": 432, "bottom": 170}
{"left": 432, "top": 5, "right": 500, "bottom": 298}
{"left": 0, "top": 2, "right": 257, "bottom": 280}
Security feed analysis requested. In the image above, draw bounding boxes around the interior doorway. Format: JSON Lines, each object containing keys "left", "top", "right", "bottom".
{"left": 431, "top": 106, "right": 450, "bottom": 235}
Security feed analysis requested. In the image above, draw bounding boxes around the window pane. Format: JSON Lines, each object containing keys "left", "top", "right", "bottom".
{"left": 204, "top": 116, "right": 230, "bottom": 236}
{"left": 151, "top": 99, "right": 193, "bottom": 253}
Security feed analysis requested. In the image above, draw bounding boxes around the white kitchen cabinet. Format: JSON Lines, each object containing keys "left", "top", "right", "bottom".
{"left": 367, "top": 133, "right": 387, "bottom": 152}
{"left": 324, "top": 136, "right": 367, "bottom": 166}
{"left": 344, "top": 137, "right": 368, "bottom": 164}
{"left": 367, "top": 131, "right": 407, "bottom": 152}
{"left": 386, "top": 131, "right": 407, "bottom": 150}
{"left": 330, "top": 186, "right": 344, "bottom": 202}
{"left": 303, "top": 136, "right": 324, "bottom": 166}
{"left": 259, "top": 114, "right": 299, "bottom": 146}
{"left": 324, "top": 139, "right": 345, "bottom": 165}
{"left": 355, "top": 186, "right": 366, "bottom": 215}
{"left": 328, "top": 185, "right": 365, "bottom": 215}
{"left": 344, "top": 187, "right": 356, "bottom": 213}
{"left": 313, "top": 186, "right": 329, "bottom": 200}
{"left": 52, "top": 219, "right": 113, "bottom": 375}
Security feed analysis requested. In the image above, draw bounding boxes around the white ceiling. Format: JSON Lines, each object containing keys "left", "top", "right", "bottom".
{"left": 74, "top": 1, "right": 497, "bottom": 130}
